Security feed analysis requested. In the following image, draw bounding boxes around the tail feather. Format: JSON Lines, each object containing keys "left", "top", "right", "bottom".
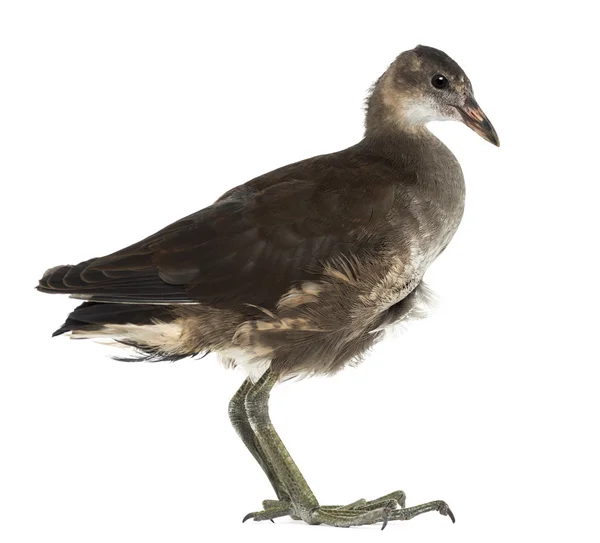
{"left": 53, "top": 301, "right": 176, "bottom": 337}
{"left": 37, "top": 262, "right": 194, "bottom": 304}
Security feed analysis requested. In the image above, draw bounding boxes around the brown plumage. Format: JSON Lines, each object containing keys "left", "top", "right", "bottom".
{"left": 38, "top": 45, "right": 498, "bottom": 381}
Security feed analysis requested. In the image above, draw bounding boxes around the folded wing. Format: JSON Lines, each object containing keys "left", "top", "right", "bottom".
{"left": 38, "top": 152, "right": 397, "bottom": 310}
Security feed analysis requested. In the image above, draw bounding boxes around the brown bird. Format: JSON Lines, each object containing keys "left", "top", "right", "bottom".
{"left": 38, "top": 45, "right": 499, "bottom": 528}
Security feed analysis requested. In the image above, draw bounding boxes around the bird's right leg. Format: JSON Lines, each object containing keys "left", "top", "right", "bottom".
{"left": 228, "top": 377, "right": 291, "bottom": 503}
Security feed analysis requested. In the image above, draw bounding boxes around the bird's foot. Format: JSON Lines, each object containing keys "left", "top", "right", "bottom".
{"left": 243, "top": 491, "right": 453, "bottom": 528}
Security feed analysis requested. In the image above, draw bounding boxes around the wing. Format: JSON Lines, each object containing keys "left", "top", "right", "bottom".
{"left": 38, "top": 148, "right": 398, "bottom": 309}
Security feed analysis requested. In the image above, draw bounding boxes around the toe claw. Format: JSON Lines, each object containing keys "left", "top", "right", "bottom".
{"left": 381, "top": 504, "right": 396, "bottom": 530}
{"left": 242, "top": 512, "right": 254, "bottom": 523}
{"left": 447, "top": 507, "right": 455, "bottom": 524}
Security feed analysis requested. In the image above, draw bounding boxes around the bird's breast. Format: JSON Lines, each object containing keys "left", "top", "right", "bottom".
{"left": 410, "top": 142, "right": 465, "bottom": 262}
{"left": 385, "top": 143, "right": 466, "bottom": 293}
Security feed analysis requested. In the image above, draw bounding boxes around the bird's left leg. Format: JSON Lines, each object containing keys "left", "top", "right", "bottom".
{"left": 242, "top": 368, "right": 319, "bottom": 523}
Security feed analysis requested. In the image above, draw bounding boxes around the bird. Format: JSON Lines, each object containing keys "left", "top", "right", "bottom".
{"left": 37, "top": 45, "right": 499, "bottom": 528}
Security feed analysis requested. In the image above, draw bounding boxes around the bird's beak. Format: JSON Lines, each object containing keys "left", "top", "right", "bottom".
{"left": 457, "top": 96, "right": 500, "bottom": 147}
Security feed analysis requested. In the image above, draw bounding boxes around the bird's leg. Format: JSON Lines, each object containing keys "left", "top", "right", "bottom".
{"left": 242, "top": 368, "right": 454, "bottom": 528}
{"left": 228, "top": 377, "right": 291, "bottom": 503}
{"left": 243, "top": 368, "right": 320, "bottom": 523}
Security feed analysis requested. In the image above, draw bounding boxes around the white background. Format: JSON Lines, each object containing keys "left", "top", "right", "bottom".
{"left": 1, "top": 1, "right": 598, "bottom": 542}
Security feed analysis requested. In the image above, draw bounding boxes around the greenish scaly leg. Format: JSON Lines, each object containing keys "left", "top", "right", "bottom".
{"left": 243, "top": 368, "right": 319, "bottom": 523}
{"left": 242, "top": 368, "right": 455, "bottom": 528}
{"left": 228, "top": 378, "right": 291, "bottom": 503}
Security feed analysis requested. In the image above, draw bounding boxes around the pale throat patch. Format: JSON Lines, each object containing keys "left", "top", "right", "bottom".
{"left": 402, "top": 99, "right": 446, "bottom": 125}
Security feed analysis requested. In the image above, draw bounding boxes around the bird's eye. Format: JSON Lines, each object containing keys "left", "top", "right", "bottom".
{"left": 431, "top": 74, "right": 449, "bottom": 89}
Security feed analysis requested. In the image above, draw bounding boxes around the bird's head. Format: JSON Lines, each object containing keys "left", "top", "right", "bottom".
{"left": 366, "top": 45, "right": 499, "bottom": 146}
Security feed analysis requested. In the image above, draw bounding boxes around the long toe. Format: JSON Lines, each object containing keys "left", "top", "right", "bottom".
{"left": 242, "top": 502, "right": 294, "bottom": 523}
{"left": 389, "top": 500, "right": 455, "bottom": 523}
{"left": 311, "top": 505, "right": 392, "bottom": 527}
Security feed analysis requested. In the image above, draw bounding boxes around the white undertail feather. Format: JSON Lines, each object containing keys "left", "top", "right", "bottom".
{"left": 70, "top": 322, "right": 187, "bottom": 355}
{"left": 218, "top": 351, "right": 272, "bottom": 382}
{"left": 68, "top": 321, "right": 272, "bottom": 381}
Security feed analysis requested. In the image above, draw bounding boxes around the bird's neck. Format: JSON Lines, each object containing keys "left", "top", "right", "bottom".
{"left": 362, "top": 79, "right": 461, "bottom": 180}
{"left": 364, "top": 72, "right": 436, "bottom": 143}
{"left": 360, "top": 125, "right": 443, "bottom": 166}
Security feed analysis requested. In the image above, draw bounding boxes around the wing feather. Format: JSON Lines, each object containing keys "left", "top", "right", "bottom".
{"left": 38, "top": 148, "right": 398, "bottom": 308}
